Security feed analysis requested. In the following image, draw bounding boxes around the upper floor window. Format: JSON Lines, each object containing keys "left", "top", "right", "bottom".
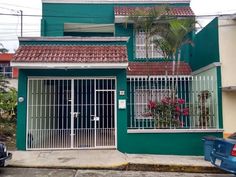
{"left": 135, "top": 30, "right": 163, "bottom": 59}
{"left": 0, "top": 64, "right": 12, "bottom": 78}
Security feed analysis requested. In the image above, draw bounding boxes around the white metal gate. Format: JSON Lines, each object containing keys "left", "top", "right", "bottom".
{"left": 26, "top": 78, "right": 116, "bottom": 150}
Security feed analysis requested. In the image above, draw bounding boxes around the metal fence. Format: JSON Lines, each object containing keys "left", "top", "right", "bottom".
{"left": 27, "top": 78, "right": 116, "bottom": 150}
{"left": 127, "top": 75, "right": 218, "bottom": 130}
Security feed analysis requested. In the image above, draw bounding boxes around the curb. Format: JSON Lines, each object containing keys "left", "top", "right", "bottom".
{"left": 126, "top": 163, "right": 226, "bottom": 173}
{"left": 7, "top": 163, "right": 226, "bottom": 174}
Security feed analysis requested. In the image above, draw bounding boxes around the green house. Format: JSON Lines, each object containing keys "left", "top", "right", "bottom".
{"left": 11, "top": 0, "right": 223, "bottom": 155}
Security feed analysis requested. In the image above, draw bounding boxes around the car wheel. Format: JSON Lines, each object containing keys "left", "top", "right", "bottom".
{"left": 0, "top": 161, "right": 5, "bottom": 167}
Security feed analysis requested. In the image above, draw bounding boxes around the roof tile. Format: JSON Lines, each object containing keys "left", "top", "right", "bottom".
{"left": 12, "top": 45, "right": 128, "bottom": 63}
{"left": 114, "top": 6, "right": 194, "bottom": 16}
{"left": 127, "top": 62, "right": 192, "bottom": 75}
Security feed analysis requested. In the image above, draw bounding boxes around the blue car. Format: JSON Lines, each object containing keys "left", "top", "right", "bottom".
{"left": 211, "top": 132, "right": 236, "bottom": 175}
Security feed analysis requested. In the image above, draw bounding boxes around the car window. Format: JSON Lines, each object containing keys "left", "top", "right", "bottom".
{"left": 228, "top": 133, "right": 236, "bottom": 140}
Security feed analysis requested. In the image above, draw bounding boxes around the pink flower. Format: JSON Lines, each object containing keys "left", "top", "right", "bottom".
{"left": 161, "top": 97, "right": 170, "bottom": 104}
{"left": 177, "top": 98, "right": 185, "bottom": 104}
{"left": 182, "top": 108, "right": 189, "bottom": 116}
{"left": 175, "top": 106, "right": 181, "bottom": 112}
{"left": 147, "top": 100, "right": 156, "bottom": 110}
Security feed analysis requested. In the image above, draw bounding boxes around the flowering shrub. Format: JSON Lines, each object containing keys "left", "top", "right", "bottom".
{"left": 145, "top": 97, "right": 189, "bottom": 128}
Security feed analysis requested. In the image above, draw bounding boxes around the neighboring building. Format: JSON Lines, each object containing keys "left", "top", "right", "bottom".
{"left": 0, "top": 53, "right": 18, "bottom": 89}
{"left": 190, "top": 15, "right": 236, "bottom": 138}
{"left": 11, "top": 0, "right": 223, "bottom": 155}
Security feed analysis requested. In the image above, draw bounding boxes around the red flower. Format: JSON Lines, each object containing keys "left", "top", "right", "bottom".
{"left": 182, "top": 108, "right": 189, "bottom": 116}
{"left": 147, "top": 100, "right": 156, "bottom": 110}
{"left": 177, "top": 98, "right": 185, "bottom": 104}
{"left": 175, "top": 106, "right": 181, "bottom": 112}
{"left": 161, "top": 98, "right": 170, "bottom": 104}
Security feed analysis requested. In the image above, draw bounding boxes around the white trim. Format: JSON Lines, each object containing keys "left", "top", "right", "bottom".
{"left": 19, "top": 37, "right": 129, "bottom": 42}
{"left": 127, "top": 129, "right": 224, "bottom": 133}
{"left": 11, "top": 62, "right": 128, "bottom": 69}
{"left": 42, "top": 0, "right": 190, "bottom": 4}
{"left": 192, "top": 62, "right": 221, "bottom": 75}
{"left": 71, "top": 79, "right": 75, "bottom": 148}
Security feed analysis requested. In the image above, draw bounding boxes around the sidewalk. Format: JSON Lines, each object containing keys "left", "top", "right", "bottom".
{"left": 8, "top": 150, "right": 223, "bottom": 173}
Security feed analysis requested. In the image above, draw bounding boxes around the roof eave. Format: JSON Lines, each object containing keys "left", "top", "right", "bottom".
{"left": 11, "top": 62, "right": 128, "bottom": 69}
{"left": 42, "top": 0, "right": 190, "bottom": 4}
{"left": 18, "top": 36, "right": 130, "bottom": 42}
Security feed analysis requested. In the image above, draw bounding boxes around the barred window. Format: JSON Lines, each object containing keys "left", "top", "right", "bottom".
{"left": 135, "top": 30, "right": 163, "bottom": 59}
{"left": 134, "top": 89, "right": 170, "bottom": 119}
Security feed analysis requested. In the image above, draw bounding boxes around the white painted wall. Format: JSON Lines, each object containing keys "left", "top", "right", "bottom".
{"left": 219, "top": 18, "right": 236, "bottom": 88}
{"left": 219, "top": 17, "right": 236, "bottom": 136}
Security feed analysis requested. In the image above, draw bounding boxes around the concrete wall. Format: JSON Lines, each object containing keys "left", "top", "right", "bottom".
{"left": 222, "top": 92, "right": 236, "bottom": 136}
{"left": 218, "top": 17, "right": 236, "bottom": 136}
{"left": 219, "top": 18, "right": 236, "bottom": 87}
{"left": 7, "top": 79, "right": 18, "bottom": 90}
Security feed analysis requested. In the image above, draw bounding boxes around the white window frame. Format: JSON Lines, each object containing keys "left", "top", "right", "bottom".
{"left": 135, "top": 30, "right": 163, "bottom": 59}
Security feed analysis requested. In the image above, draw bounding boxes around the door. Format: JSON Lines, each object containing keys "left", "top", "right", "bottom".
{"left": 73, "top": 78, "right": 116, "bottom": 149}
{"left": 95, "top": 90, "right": 115, "bottom": 147}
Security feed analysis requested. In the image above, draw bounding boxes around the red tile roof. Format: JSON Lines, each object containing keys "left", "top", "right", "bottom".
{"left": 127, "top": 62, "right": 192, "bottom": 75}
{"left": 0, "top": 53, "right": 14, "bottom": 62}
{"left": 114, "top": 6, "right": 194, "bottom": 16}
{"left": 12, "top": 45, "right": 128, "bottom": 63}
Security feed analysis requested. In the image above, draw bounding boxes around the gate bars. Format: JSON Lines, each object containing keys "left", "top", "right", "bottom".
{"left": 27, "top": 78, "right": 116, "bottom": 150}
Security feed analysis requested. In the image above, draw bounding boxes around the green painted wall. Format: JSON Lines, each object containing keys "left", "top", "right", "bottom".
{"left": 42, "top": 3, "right": 190, "bottom": 36}
{"left": 41, "top": 3, "right": 192, "bottom": 62}
{"left": 190, "top": 18, "right": 219, "bottom": 71}
{"left": 119, "top": 132, "right": 222, "bottom": 155}
{"left": 16, "top": 70, "right": 27, "bottom": 150}
{"left": 17, "top": 67, "right": 223, "bottom": 154}
{"left": 16, "top": 68, "right": 127, "bottom": 150}
{"left": 217, "top": 67, "right": 223, "bottom": 129}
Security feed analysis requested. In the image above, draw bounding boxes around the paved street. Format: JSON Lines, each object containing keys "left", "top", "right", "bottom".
{"left": 0, "top": 168, "right": 235, "bottom": 177}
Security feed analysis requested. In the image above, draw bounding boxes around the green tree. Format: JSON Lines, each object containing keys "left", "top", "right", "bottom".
{"left": 153, "top": 18, "right": 196, "bottom": 74}
{"left": 127, "top": 7, "right": 168, "bottom": 60}
{"left": 0, "top": 88, "right": 17, "bottom": 120}
{"left": 152, "top": 18, "right": 196, "bottom": 97}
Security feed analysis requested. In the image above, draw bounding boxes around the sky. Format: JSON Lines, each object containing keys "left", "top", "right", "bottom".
{"left": 0, "top": 0, "right": 236, "bottom": 52}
